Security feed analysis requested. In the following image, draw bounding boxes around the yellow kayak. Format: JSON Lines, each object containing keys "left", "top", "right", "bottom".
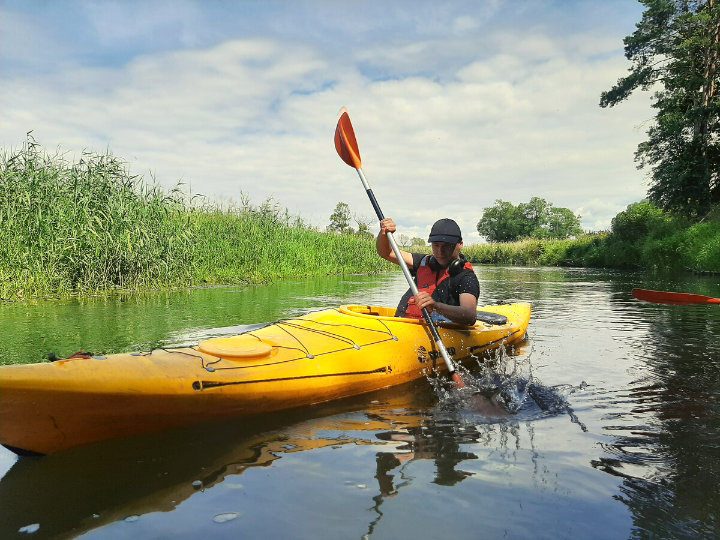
{"left": 0, "top": 303, "right": 531, "bottom": 455}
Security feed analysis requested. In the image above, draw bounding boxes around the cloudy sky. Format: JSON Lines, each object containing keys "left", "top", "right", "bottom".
{"left": 2, "top": 0, "right": 651, "bottom": 243}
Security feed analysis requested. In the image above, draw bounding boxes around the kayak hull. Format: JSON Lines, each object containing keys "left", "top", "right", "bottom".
{"left": 0, "top": 303, "right": 531, "bottom": 455}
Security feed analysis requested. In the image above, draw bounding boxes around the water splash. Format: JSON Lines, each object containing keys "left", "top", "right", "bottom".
{"left": 429, "top": 341, "right": 533, "bottom": 416}
{"left": 428, "top": 339, "right": 587, "bottom": 428}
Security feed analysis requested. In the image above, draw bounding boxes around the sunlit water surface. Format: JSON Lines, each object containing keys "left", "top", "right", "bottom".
{"left": 2, "top": 267, "right": 720, "bottom": 539}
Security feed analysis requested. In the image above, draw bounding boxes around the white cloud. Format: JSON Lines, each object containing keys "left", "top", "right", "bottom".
{"left": 453, "top": 16, "right": 480, "bottom": 34}
{"left": 576, "top": 198, "right": 637, "bottom": 231}
{"left": 1, "top": 1, "right": 652, "bottom": 244}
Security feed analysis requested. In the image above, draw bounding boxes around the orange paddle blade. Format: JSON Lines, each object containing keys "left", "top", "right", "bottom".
{"left": 632, "top": 288, "right": 720, "bottom": 305}
{"left": 451, "top": 372, "right": 465, "bottom": 388}
{"left": 334, "top": 107, "right": 362, "bottom": 169}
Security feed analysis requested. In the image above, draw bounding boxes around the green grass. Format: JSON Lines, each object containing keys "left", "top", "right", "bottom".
{"left": 460, "top": 233, "right": 677, "bottom": 270}
{"left": 190, "top": 205, "right": 390, "bottom": 284}
{"left": 461, "top": 202, "right": 720, "bottom": 273}
{"left": 0, "top": 137, "right": 391, "bottom": 300}
{"left": 463, "top": 239, "right": 547, "bottom": 266}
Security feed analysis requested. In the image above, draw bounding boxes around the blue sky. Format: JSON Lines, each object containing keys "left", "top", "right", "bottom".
{"left": 2, "top": 0, "right": 650, "bottom": 242}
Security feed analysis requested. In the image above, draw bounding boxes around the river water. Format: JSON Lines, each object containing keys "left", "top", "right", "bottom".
{"left": 1, "top": 267, "right": 720, "bottom": 539}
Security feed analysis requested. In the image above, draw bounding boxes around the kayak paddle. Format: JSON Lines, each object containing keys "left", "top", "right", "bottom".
{"left": 632, "top": 288, "right": 720, "bottom": 306}
{"left": 334, "top": 107, "right": 465, "bottom": 387}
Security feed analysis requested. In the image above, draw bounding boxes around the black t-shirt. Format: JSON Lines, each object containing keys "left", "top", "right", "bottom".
{"left": 395, "top": 253, "right": 480, "bottom": 317}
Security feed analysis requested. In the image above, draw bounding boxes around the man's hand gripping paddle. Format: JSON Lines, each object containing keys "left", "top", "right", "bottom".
{"left": 334, "top": 107, "right": 465, "bottom": 387}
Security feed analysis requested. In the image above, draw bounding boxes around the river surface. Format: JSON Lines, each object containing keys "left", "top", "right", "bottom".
{"left": 2, "top": 267, "right": 720, "bottom": 539}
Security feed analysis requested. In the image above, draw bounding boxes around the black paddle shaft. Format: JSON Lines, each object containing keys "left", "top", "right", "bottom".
{"left": 366, "top": 188, "right": 385, "bottom": 221}
{"left": 360, "top": 179, "right": 456, "bottom": 374}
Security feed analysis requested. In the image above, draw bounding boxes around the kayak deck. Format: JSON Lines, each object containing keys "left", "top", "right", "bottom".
{"left": 0, "top": 303, "right": 531, "bottom": 455}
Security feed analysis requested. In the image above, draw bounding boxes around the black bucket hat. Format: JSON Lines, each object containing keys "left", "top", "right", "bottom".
{"left": 428, "top": 218, "right": 462, "bottom": 244}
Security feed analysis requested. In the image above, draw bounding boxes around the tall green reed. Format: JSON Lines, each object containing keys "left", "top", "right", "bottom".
{"left": 190, "top": 198, "right": 388, "bottom": 285}
{"left": 0, "top": 137, "right": 390, "bottom": 300}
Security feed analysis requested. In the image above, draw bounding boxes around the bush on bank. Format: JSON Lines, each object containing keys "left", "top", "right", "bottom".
{"left": 464, "top": 200, "right": 720, "bottom": 273}
{"left": 0, "top": 139, "right": 390, "bottom": 300}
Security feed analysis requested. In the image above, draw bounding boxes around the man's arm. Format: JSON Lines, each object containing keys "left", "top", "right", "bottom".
{"left": 376, "top": 218, "right": 415, "bottom": 269}
{"left": 410, "top": 292, "right": 478, "bottom": 326}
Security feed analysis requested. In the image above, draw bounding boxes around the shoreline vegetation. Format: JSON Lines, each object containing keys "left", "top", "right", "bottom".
{"left": 462, "top": 201, "right": 720, "bottom": 273}
{"left": 4, "top": 140, "right": 720, "bottom": 301}
{"left": 0, "top": 139, "right": 391, "bottom": 301}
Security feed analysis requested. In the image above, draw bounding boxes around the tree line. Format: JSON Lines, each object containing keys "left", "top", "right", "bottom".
{"left": 328, "top": 197, "right": 582, "bottom": 244}
{"left": 476, "top": 197, "right": 582, "bottom": 242}
{"left": 326, "top": 202, "right": 427, "bottom": 246}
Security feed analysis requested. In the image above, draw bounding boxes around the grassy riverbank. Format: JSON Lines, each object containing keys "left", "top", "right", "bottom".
{"left": 0, "top": 139, "right": 390, "bottom": 300}
{"left": 6, "top": 139, "right": 717, "bottom": 301}
{"left": 462, "top": 201, "right": 720, "bottom": 273}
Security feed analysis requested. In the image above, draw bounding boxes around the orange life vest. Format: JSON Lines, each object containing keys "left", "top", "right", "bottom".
{"left": 404, "top": 256, "right": 474, "bottom": 319}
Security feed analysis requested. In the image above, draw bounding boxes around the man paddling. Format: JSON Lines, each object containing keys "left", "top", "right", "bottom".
{"left": 377, "top": 218, "right": 479, "bottom": 326}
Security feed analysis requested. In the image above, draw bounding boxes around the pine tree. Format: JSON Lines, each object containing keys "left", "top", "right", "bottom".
{"left": 601, "top": 0, "right": 720, "bottom": 217}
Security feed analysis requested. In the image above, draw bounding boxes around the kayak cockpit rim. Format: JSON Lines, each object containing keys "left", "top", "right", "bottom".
{"left": 338, "top": 304, "right": 480, "bottom": 329}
